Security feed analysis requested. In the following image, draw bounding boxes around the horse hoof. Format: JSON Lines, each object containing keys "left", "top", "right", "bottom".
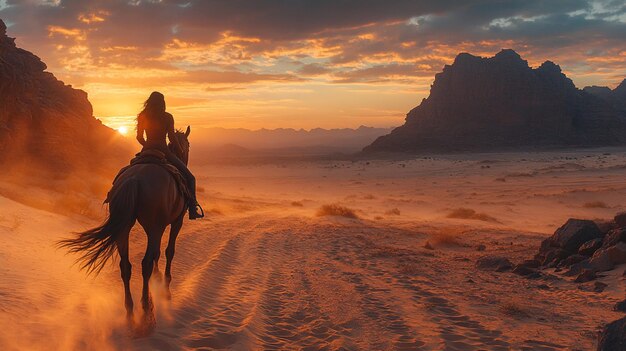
{"left": 132, "top": 311, "right": 156, "bottom": 338}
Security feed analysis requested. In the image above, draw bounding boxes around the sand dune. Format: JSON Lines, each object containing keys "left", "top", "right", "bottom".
{"left": 2, "top": 148, "right": 626, "bottom": 350}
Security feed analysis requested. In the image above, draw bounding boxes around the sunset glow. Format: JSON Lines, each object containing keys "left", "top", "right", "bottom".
{"left": 1, "top": 1, "right": 625, "bottom": 130}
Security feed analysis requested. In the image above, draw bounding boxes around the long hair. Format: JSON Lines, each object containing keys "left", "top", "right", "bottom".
{"left": 139, "top": 91, "right": 166, "bottom": 120}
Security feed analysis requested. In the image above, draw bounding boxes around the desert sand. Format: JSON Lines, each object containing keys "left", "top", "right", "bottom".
{"left": 2, "top": 148, "right": 626, "bottom": 350}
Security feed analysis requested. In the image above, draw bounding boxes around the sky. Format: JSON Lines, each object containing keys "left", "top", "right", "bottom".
{"left": 1, "top": 0, "right": 625, "bottom": 132}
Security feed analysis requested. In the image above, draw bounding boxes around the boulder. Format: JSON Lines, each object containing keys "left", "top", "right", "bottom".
{"left": 551, "top": 219, "right": 602, "bottom": 252}
{"left": 596, "top": 220, "right": 618, "bottom": 235}
{"left": 578, "top": 238, "right": 603, "bottom": 256}
{"left": 589, "top": 250, "right": 615, "bottom": 272}
{"left": 606, "top": 242, "right": 626, "bottom": 265}
{"left": 602, "top": 228, "right": 626, "bottom": 249}
{"left": 476, "top": 256, "right": 513, "bottom": 272}
{"left": 598, "top": 316, "right": 626, "bottom": 351}
{"left": 615, "top": 212, "right": 626, "bottom": 228}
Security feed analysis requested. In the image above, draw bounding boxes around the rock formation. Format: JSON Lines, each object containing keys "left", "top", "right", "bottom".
{"left": 584, "top": 79, "right": 626, "bottom": 112}
{"left": 364, "top": 49, "right": 626, "bottom": 153}
{"left": 0, "top": 19, "right": 131, "bottom": 186}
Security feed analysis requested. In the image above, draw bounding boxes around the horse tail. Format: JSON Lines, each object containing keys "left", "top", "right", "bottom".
{"left": 58, "top": 178, "right": 139, "bottom": 275}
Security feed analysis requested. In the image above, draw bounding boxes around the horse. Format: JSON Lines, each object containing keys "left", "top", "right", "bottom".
{"left": 59, "top": 126, "right": 193, "bottom": 333}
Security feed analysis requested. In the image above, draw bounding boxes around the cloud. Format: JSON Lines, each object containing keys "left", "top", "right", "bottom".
{"left": 1, "top": 0, "right": 624, "bottom": 128}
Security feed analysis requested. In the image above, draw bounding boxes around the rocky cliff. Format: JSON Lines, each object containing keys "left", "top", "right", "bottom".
{"left": 364, "top": 50, "right": 626, "bottom": 153}
{"left": 584, "top": 79, "right": 626, "bottom": 112}
{"left": 0, "top": 19, "right": 131, "bottom": 201}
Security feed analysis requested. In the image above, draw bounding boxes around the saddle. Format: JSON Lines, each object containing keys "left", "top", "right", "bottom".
{"left": 105, "top": 149, "right": 191, "bottom": 204}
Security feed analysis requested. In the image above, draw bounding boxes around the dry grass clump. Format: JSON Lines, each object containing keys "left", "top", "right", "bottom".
{"left": 385, "top": 208, "right": 401, "bottom": 216}
{"left": 583, "top": 201, "right": 609, "bottom": 208}
{"left": 316, "top": 204, "right": 359, "bottom": 219}
{"left": 446, "top": 208, "right": 499, "bottom": 223}
{"left": 429, "top": 233, "right": 460, "bottom": 246}
{"left": 291, "top": 201, "right": 304, "bottom": 207}
{"left": 499, "top": 301, "right": 530, "bottom": 318}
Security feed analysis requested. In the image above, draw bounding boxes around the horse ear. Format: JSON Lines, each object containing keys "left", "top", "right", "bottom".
{"left": 185, "top": 125, "right": 191, "bottom": 136}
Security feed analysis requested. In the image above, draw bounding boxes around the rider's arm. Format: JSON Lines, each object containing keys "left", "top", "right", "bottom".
{"left": 166, "top": 113, "right": 184, "bottom": 155}
{"left": 136, "top": 113, "right": 146, "bottom": 146}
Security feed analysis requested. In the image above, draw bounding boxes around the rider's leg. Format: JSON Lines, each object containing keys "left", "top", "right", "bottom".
{"left": 165, "top": 152, "right": 203, "bottom": 219}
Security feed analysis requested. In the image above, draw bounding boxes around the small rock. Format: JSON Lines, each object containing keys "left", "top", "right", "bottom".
{"left": 564, "top": 259, "right": 592, "bottom": 276}
{"left": 475, "top": 256, "right": 513, "bottom": 272}
{"left": 476, "top": 244, "right": 486, "bottom": 251}
{"left": 602, "top": 228, "right": 626, "bottom": 249}
{"left": 512, "top": 264, "right": 538, "bottom": 276}
{"left": 614, "top": 300, "right": 626, "bottom": 312}
{"left": 547, "top": 249, "right": 573, "bottom": 267}
{"left": 574, "top": 269, "right": 596, "bottom": 283}
{"left": 521, "top": 259, "right": 540, "bottom": 268}
{"left": 559, "top": 254, "right": 588, "bottom": 267}
{"left": 578, "top": 238, "right": 602, "bottom": 256}
{"left": 424, "top": 241, "right": 434, "bottom": 250}
{"left": 594, "top": 281, "right": 608, "bottom": 293}
{"left": 598, "top": 316, "right": 626, "bottom": 350}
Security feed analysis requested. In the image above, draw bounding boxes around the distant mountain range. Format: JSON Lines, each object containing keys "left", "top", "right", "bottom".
{"left": 191, "top": 126, "right": 393, "bottom": 158}
{"left": 365, "top": 49, "right": 626, "bottom": 153}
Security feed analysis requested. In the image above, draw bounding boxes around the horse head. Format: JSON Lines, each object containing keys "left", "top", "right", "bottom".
{"left": 169, "top": 125, "right": 191, "bottom": 165}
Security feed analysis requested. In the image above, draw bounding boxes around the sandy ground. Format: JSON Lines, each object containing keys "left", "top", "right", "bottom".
{"left": 2, "top": 148, "right": 626, "bottom": 350}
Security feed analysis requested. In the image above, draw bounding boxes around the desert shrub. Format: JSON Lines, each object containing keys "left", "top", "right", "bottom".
{"left": 583, "top": 201, "right": 609, "bottom": 208}
{"left": 446, "top": 208, "right": 499, "bottom": 223}
{"left": 500, "top": 301, "right": 530, "bottom": 318}
{"left": 429, "top": 233, "right": 459, "bottom": 246}
{"left": 316, "top": 204, "right": 359, "bottom": 219}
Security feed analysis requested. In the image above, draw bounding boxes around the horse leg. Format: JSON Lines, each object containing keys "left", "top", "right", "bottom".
{"left": 116, "top": 225, "right": 134, "bottom": 321}
{"left": 152, "top": 246, "right": 162, "bottom": 282}
{"left": 141, "top": 229, "right": 163, "bottom": 313}
{"left": 164, "top": 213, "right": 184, "bottom": 300}
{"left": 134, "top": 226, "right": 163, "bottom": 336}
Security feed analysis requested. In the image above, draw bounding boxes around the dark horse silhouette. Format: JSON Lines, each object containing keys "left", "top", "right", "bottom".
{"left": 59, "top": 127, "right": 192, "bottom": 334}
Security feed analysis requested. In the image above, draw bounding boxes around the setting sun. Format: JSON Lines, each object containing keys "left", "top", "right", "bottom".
{"left": 117, "top": 126, "right": 129, "bottom": 135}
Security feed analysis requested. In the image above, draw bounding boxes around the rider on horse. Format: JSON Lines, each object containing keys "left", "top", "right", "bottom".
{"left": 136, "top": 91, "right": 204, "bottom": 220}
